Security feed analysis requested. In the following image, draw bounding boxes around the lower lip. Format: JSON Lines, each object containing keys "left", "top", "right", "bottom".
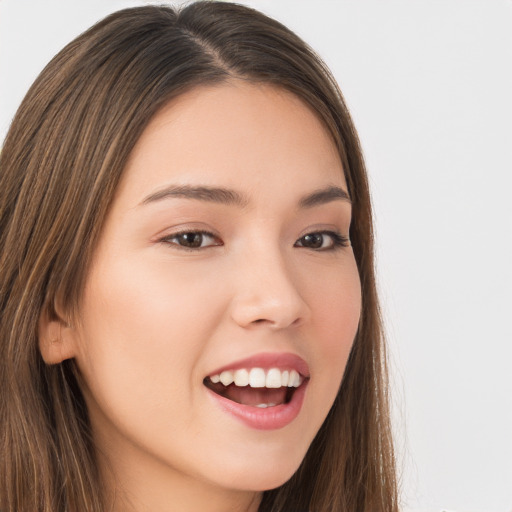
{"left": 206, "top": 381, "right": 308, "bottom": 430}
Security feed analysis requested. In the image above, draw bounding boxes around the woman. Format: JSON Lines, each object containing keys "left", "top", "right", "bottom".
{"left": 0, "top": 2, "right": 398, "bottom": 511}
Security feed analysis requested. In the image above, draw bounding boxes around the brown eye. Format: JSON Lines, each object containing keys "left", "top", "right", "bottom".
{"left": 295, "top": 231, "right": 349, "bottom": 251}
{"left": 162, "top": 231, "right": 221, "bottom": 249}
{"left": 176, "top": 232, "right": 204, "bottom": 248}
{"left": 300, "top": 233, "right": 324, "bottom": 249}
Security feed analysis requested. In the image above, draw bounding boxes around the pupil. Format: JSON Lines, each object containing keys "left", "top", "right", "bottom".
{"left": 179, "top": 233, "right": 202, "bottom": 247}
{"left": 303, "top": 233, "right": 322, "bottom": 248}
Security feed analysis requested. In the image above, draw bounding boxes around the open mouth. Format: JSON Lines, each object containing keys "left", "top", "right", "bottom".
{"left": 203, "top": 368, "right": 305, "bottom": 408}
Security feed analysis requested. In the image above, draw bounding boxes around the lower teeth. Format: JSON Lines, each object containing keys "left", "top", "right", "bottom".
{"left": 204, "top": 379, "right": 296, "bottom": 407}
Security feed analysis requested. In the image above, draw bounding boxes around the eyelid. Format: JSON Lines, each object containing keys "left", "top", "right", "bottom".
{"left": 154, "top": 225, "right": 349, "bottom": 251}
{"left": 294, "top": 230, "right": 350, "bottom": 250}
{"left": 158, "top": 228, "right": 223, "bottom": 250}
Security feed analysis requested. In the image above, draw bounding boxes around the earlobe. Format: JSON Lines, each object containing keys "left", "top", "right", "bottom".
{"left": 38, "top": 309, "right": 77, "bottom": 365}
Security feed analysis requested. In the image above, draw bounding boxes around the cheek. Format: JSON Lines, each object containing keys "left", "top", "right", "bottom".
{"left": 312, "top": 258, "right": 361, "bottom": 352}
{"left": 73, "top": 255, "right": 225, "bottom": 427}
{"left": 78, "top": 253, "right": 221, "bottom": 357}
{"left": 306, "top": 257, "right": 361, "bottom": 398}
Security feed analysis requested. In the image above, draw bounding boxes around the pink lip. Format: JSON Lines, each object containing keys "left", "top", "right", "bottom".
{"left": 207, "top": 352, "right": 310, "bottom": 377}
{"left": 206, "top": 379, "right": 308, "bottom": 430}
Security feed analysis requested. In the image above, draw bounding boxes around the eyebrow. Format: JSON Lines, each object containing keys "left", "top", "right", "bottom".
{"left": 141, "top": 185, "right": 248, "bottom": 207}
{"left": 298, "top": 185, "right": 351, "bottom": 208}
{"left": 140, "top": 184, "right": 351, "bottom": 208}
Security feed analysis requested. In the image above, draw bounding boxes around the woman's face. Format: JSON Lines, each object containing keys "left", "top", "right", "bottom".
{"left": 70, "top": 81, "right": 361, "bottom": 506}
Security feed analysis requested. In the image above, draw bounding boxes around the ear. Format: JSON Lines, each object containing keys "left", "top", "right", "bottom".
{"left": 38, "top": 305, "right": 78, "bottom": 365}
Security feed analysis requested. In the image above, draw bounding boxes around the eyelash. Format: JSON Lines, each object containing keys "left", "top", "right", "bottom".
{"left": 159, "top": 230, "right": 222, "bottom": 251}
{"left": 159, "top": 229, "right": 350, "bottom": 251}
{"left": 295, "top": 231, "right": 350, "bottom": 250}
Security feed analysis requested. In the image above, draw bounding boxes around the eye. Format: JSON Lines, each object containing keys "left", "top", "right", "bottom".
{"left": 294, "top": 231, "right": 349, "bottom": 251}
{"left": 160, "top": 230, "right": 222, "bottom": 250}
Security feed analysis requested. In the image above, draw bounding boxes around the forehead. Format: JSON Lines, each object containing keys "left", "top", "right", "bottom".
{"left": 119, "top": 81, "right": 346, "bottom": 205}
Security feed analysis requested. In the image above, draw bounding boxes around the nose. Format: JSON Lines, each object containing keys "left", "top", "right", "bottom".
{"left": 229, "top": 248, "right": 310, "bottom": 330}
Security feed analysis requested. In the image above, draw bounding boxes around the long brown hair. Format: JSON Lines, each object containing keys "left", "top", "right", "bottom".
{"left": 0, "top": 3, "right": 398, "bottom": 511}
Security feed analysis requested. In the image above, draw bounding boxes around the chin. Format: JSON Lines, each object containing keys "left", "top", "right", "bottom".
{"left": 209, "top": 447, "right": 307, "bottom": 493}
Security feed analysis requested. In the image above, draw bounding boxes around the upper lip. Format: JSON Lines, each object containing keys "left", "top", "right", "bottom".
{"left": 206, "top": 352, "right": 310, "bottom": 378}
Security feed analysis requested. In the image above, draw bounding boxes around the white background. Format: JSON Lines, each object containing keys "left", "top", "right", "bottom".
{"left": 1, "top": 1, "right": 510, "bottom": 511}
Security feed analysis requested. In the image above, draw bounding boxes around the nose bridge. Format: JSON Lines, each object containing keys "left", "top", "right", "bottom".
{"left": 229, "top": 238, "right": 310, "bottom": 329}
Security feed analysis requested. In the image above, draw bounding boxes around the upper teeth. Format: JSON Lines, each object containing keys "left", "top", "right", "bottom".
{"left": 209, "top": 368, "right": 302, "bottom": 388}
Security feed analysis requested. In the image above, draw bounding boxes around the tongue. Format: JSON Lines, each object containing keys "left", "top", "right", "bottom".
{"left": 223, "top": 384, "right": 288, "bottom": 407}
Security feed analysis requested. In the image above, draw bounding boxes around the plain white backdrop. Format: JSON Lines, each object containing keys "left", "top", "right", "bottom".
{"left": 1, "top": 1, "right": 511, "bottom": 511}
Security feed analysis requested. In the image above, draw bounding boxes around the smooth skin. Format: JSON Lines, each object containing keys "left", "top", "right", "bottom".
{"left": 40, "top": 81, "right": 361, "bottom": 512}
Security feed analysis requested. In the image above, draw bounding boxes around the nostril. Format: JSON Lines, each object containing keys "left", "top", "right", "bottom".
{"left": 249, "top": 316, "right": 303, "bottom": 328}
